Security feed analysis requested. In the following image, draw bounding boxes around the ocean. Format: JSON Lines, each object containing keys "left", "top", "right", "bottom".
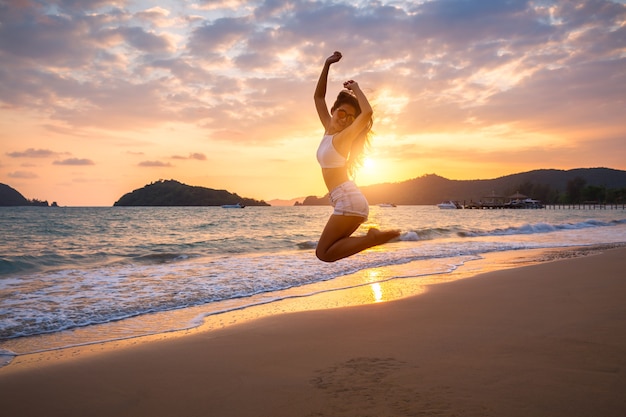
{"left": 1, "top": 205, "right": 625, "bottom": 365}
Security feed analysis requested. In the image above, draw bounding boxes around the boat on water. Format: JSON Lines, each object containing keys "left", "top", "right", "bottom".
{"left": 221, "top": 203, "right": 245, "bottom": 208}
{"left": 437, "top": 200, "right": 462, "bottom": 209}
{"left": 378, "top": 203, "right": 397, "bottom": 207}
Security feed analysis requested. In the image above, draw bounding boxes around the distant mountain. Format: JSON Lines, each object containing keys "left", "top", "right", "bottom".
{"left": 296, "top": 195, "right": 330, "bottom": 206}
{"left": 113, "top": 179, "right": 270, "bottom": 207}
{"left": 362, "top": 168, "right": 626, "bottom": 205}
{"left": 300, "top": 168, "right": 626, "bottom": 205}
{"left": 267, "top": 197, "right": 306, "bottom": 206}
{"left": 0, "top": 183, "right": 29, "bottom": 206}
{"left": 0, "top": 183, "right": 53, "bottom": 206}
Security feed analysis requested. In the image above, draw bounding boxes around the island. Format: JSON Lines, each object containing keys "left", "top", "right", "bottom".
{"left": 113, "top": 180, "right": 270, "bottom": 207}
{"left": 0, "top": 183, "right": 56, "bottom": 206}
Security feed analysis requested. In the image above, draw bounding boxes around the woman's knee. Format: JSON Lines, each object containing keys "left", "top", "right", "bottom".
{"left": 315, "top": 246, "right": 335, "bottom": 262}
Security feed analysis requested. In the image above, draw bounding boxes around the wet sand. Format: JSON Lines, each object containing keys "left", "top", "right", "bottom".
{"left": 1, "top": 247, "right": 625, "bottom": 417}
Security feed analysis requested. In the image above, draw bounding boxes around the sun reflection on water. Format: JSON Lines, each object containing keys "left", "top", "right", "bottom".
{"left": 364, "top": 269, "right": 385, "bottom": 303}
{"left": 370, "top": 282, "right": 384, "bottom": 303}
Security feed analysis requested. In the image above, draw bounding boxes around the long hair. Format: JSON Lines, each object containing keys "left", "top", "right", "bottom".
{"left": 331, "top": 90, "right": 373, "bottom": 178}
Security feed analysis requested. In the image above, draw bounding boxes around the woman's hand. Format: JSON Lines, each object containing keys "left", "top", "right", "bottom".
{"left": 326, "top": 51, "right": 342, "bottom": 65}
{"left": 343, "top": 79, "right": 359, "bottom": 90}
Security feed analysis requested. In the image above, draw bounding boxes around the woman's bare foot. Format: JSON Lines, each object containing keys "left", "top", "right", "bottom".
{"left": 366, "top": 227, "right": 401, "bottom": 246}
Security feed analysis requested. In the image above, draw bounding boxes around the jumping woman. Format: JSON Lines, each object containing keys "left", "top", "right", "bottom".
{"left": 314, "top": 51, "right": 400, "bottom": 262}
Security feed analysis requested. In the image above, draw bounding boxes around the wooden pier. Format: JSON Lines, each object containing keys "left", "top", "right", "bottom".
{"left": 458, "top": 202, "right": 625, "bottom": 210}
{"left": 456, "top": 192, "right": 626, "bottom": 210}
{"left": 545, "top": 203, "right": 625, "bottom": 210}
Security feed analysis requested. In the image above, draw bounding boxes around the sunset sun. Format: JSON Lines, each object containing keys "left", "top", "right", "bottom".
{"left": 357, "top": 157, "right": 381, "bottom": 184}
{"left": 363, "top": 157, "right": 375, "bottom": 171}
{"left": 358, "top": 157, "right": 376, "bottom": 177}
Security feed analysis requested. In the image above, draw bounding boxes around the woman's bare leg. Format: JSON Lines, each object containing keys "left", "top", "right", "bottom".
{"left": 316, "top": 214, "right": 401, "bottom": 262}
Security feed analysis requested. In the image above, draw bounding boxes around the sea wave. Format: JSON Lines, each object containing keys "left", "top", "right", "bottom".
{"left": 456, "top": 218, "right": 626, "bottom": 238}
{"left": 2, "top": 218, "right": 625, "bottom": 277}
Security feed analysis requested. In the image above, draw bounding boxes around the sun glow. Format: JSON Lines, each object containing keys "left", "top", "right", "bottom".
{"left": 356, "top": 156, "right": 380, "bottom": 184}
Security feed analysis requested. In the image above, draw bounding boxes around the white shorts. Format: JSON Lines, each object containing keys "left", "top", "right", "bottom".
{"left": 329, "top": 181, "right": 369, "bottom": 219}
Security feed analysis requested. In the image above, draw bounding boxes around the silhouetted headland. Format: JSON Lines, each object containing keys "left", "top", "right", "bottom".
{"left": 113, "top": 179, "right": 270, "bottom": 207}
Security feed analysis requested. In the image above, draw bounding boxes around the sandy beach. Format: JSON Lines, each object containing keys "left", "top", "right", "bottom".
{"left": 1, "top": 247, "right": 625, "bottom": 417}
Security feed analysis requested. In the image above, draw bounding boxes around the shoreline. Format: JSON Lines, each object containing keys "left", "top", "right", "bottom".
{"left": 1, "top": 245, "right": 625, "bottom": 416}
{"left": 1, "top": 243, "right": 624, "bottom": 370}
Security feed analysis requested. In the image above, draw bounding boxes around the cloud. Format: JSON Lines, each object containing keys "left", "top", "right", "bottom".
{"left": 114, "top": 26, "right": 173, "bottom": 53}
{"left": 8, "top": 171, "right": 39, "bottom": 179}
{"left": 171, "top": 152, "right": 207, "bottom": 160}
{"left": 1, "top": 0, "right": 618, "bottom": 142}
{"left": 7, "top": 148, "right": 59, "bottom": 158}
{"left": 53, "top": 158, "right": 95, "bottom": 166}
{"left": 138, "top": 160, "right": 173, "bottom": 167}
{"left": 189, "top": 152, "right": 207, "bottom": 160}
{"left": 187, "top": 16, "right": 252, "bottom": 55}
{"left": 133, "top": 7, "right": 172, "bottom": 28}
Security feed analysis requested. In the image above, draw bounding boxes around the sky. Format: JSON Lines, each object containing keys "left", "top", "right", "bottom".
{"left": 1, "top": 0, "right": 625, "bottom": 206}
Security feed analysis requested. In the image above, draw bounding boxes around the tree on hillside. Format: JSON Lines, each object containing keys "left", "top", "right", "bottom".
{"left": 566, "top": 177, "right": 586, "bottom": 203}
{"left": 582, "top": 185, "right": 605, "bottom": 203}
{"left": 606, "top": 188, "right": 625, "bottom": 203}
{"left": 510, "top": 181, "right": 558, "bottom": 204}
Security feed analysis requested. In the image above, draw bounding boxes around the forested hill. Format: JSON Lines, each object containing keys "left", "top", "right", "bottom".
{"left": 363, "top": 168, "right": 626, "bottom": 205}
{"left": 0, "top": 183, "right": 53, "bottom": 206}
{"left": 0, "top": 183, "right": 28, "bottom": 206}
{"left": 113, "top": 180, "right": 270, "bottom": 207}
{"left": 301, "top": 168, "right": 626, "bottom": 206}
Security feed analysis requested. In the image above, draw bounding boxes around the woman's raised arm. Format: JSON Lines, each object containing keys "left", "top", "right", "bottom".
{"left": 314, "top": 51, "right": 342, "bottom": 130}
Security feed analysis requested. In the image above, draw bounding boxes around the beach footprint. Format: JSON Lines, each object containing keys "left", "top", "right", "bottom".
{"left": 309, "top": 356, "right": 494, "bottom": 416}
{"left": 310, "top": 357, "right": 449, "bottom": 416}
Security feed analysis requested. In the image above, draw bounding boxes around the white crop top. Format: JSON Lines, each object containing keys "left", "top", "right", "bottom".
{"left": 316, "top": 135, "right": 346, "bottom": 168}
